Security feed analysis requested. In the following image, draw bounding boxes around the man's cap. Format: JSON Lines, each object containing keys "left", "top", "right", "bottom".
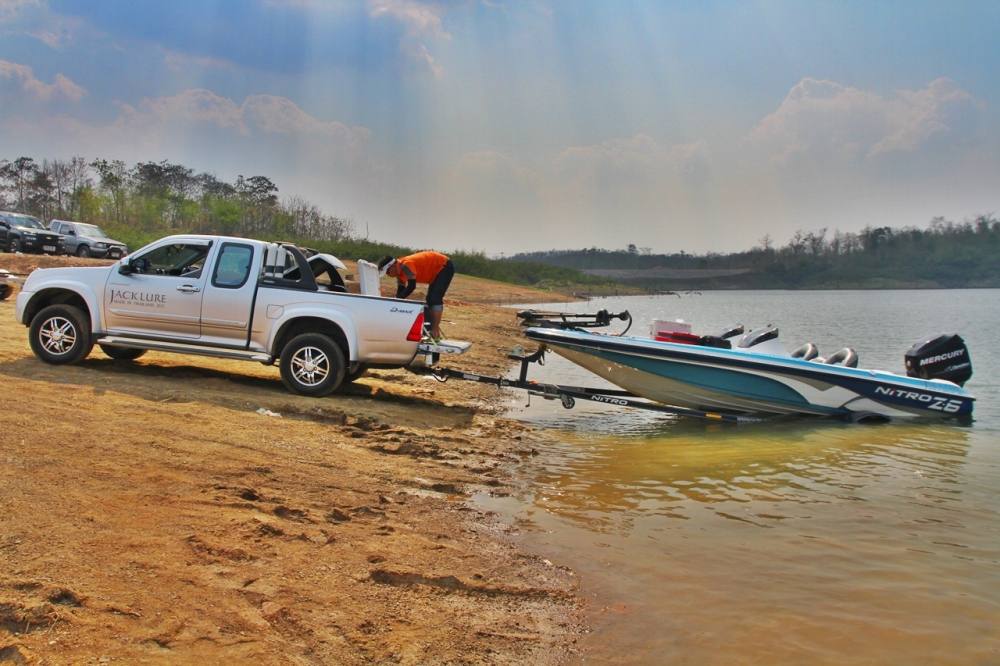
{"left": 377, "top": 256, "right": 396, "bottom": 276}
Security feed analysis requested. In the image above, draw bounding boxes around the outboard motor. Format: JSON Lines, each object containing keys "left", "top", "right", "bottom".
{"left": 905, "top": 334, "right": 973, "bottom": 386}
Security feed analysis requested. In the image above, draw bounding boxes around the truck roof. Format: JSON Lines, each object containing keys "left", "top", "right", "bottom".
{"left": 154, "top": 234, "right": 275, "bottom": 246}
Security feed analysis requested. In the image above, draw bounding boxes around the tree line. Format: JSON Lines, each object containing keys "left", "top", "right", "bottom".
{"left": 0, "top": 156, "right": 353, "bottom": 251}
{"left": 0, "top": 155, "right": 608, "bottom": 292}
{"left": 513, "top": 216, "right": 1000, "bottom": 289}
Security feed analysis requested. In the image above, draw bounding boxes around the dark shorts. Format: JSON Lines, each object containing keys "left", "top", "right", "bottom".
{"left": 426, "top": 260, "right": 454, "bottom": 308}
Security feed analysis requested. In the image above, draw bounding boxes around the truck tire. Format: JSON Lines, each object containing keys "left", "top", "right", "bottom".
{"left": 279, "top": 333, "right": 346, "bottom": 396}
{"left": 100, "top": 344, "right": 148, "bottom": 361}
{"left": 76, "top": 245, "right": 90, "bottom": 257}
{"left": 9, "top": 239, "right": 20, "bottom": 253}
{"left": 344, "top": 362, "right": 369, "bottom": 383}
{"left": 29, "top": 304, "right": 94, "bottom": 365}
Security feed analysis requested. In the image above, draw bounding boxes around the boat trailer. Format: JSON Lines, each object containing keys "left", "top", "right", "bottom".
{"left": 410, "top": 338, "right": 765, "bottom": 425}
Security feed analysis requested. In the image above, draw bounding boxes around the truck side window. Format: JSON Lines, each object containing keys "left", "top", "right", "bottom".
{"left": 212, "top": 243, "right": 253, "bottom": 288}
{"left": 133, "top": 243, "right": 210, "bottom": 277}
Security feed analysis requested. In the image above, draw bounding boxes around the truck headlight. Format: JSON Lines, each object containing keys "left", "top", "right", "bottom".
{"left": 96, "top": 242, "right": 107, "bottom": 248}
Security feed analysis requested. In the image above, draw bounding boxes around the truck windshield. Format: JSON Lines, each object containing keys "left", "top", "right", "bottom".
{"left": 77, "top": 223, "right": 108, "bottom": 238}
{"left": 134, "top": 243, "right": 210, "bottom": 278}
{"left": 14, "top": 216, "right": 44, "bottom": 230}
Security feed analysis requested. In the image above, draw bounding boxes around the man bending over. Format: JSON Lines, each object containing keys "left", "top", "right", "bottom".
{"left": 378, "top": 251, "right": 454, "bottom": 341}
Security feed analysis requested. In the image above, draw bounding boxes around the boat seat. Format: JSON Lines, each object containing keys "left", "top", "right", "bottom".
{"left": 717, "top": 324, "right": 744, "bottom": 340}
{"left": 791, "top": 342, "right": 819, "bottom": 361}
{"left": 825, "top": 347, "right": 859, "bottom": 368}
{"left": 737, "top": 325, "right": 778, "bottom": 348}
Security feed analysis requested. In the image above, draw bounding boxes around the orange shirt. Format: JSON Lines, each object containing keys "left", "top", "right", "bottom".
{"left": 397, "top": 251, "right": 449, "bottom": 284}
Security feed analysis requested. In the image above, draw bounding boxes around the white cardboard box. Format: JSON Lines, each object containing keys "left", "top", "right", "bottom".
{"left": 356, "top": 259, "right": 381, "bottom": 297}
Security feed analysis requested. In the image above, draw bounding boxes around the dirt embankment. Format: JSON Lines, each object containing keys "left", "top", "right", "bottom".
{"left": 0, "top": 255, "right": 582, "bottom": 664}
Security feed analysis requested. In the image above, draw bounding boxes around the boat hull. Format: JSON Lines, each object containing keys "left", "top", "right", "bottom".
{"left": 526, "top": 328, "right": 975, "bottom": 420}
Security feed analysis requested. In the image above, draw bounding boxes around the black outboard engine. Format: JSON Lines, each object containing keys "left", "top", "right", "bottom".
{"left": 904, "top": 334, "right": 973, "bottom": 386}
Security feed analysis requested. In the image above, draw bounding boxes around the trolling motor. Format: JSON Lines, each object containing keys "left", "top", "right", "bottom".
{"left": 516, "top": 308, "right": 632, "bottom": 334}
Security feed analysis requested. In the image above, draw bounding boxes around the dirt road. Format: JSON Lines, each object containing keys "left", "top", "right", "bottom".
{"left": 0, "top": 257, "right": 581, "bottom": 664}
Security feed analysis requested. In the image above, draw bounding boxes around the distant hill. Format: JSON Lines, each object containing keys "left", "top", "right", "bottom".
{"left": 513, "top": 217, "right": 1000, "bottom": 289}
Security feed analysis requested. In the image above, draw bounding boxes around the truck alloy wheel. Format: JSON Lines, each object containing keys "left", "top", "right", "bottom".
{"left": 279, "top": 333, "right": 345, "bottom": 396}
{"left": 9, "top": 239, "right": 19, "bottom": 253}
{"left": 77, "top": 245, "right": 90, "bottom": 257}
{"left": 29, "top": 304, "right": 94, "bottom": 364}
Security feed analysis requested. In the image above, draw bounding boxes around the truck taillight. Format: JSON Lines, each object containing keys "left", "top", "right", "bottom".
{"left": 406, "top": 312, "right": 425, "bottom": 341}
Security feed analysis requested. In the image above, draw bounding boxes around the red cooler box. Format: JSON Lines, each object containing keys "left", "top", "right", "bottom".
{"left": 651, "top": 319, "right": 700, "bottom": 344}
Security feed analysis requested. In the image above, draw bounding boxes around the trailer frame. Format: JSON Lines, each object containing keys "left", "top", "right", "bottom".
{"left": 409, "top": 345, "right": 766, "bottom": 425}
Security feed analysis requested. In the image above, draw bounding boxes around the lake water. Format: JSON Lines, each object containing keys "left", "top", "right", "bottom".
{"left": 483, "top": 290, "right": 1000, "bottom": 664}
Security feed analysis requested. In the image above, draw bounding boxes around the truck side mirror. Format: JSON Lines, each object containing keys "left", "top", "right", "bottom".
{"left": 65, "top": 229, "right": 76, "bottom": 236}
{"left": 118, "top": 260, "right": 135, "bottom": 275}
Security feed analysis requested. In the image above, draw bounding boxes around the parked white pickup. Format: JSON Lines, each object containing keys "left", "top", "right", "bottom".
{"left": 15, "top": 234, "right": 461, "bottom": 395}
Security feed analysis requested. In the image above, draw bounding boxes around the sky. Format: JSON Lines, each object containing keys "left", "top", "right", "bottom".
{"left": 1, "top": 0, "right": 998, "bottom": 254}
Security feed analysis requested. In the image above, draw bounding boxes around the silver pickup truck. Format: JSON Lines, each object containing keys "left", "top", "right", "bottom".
{"left": 14, "top": 234, "right": 438, "bottom": 395}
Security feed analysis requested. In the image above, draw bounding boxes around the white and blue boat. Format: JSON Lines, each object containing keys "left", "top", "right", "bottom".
{"left": 522, "top": 322, "right": 974, "bottom": 422}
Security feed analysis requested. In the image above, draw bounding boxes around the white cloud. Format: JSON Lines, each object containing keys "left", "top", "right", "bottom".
{"left": 116, "top": 88, "right": 245, "bottom": 133}
{"left": 368, "top": 0, "right": 448, "bottom": 39}
{"left": 111, "top": 88, "right": 370, "bottom": 150}
{"left": 367, "top": 0, "right": 448, "bottom": 77}
{"left": 0, "top": 59, "right": 86, "bottom": 102}
{"left": 242, "top": 94, "right": 370, "bottom": 147}
{"left": 747, "top": 77, "right": 982, "bottom": 164}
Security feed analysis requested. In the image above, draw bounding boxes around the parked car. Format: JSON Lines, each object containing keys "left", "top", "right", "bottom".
{"left": 0, "top": 269, "right": 12, "bottom": 301}
{"left": 49, "top": 220, "right": 128, "bottom": 258}
{"left": 0, "top": 211, "right": 64, "bottom": 254}
{"left": 14, "top": 234, "right": 451, "bottom": 396}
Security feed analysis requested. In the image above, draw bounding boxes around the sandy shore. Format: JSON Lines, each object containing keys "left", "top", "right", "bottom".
{"left": 0, "top": 255, "right": 582, "bottom": 664}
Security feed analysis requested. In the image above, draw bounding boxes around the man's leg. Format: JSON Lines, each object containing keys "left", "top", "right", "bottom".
{"left": 429, "top": 307, "right": 444, "bottom": 339}
{"left": 425, "top": 261, "right": 454, "bottom": 340}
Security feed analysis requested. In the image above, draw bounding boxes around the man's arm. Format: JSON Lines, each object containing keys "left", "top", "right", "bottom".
{"left": 395, "top": 264, "right": 417, "bottom": 298}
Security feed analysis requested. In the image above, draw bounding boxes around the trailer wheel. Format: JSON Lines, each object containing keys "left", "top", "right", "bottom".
{"left": 279, "top": 333, "right": 346, "bottom": 396}
{"left": 29, "top": 304, "right": 93, "bottom": 365}
{"left": 100, "top": 344, "right": 148, "bottom": 361}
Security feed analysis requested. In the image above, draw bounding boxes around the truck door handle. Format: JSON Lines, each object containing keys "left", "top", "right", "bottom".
{"left": 176, "top": 284, "right": 201, "bottom": 293}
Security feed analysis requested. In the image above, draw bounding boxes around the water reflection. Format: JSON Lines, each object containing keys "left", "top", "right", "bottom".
{"left": 519, "top": 421, "right": 971, "bottom": 532}
{"left": 476, "top": 421, "right": 996, "bottom": 665}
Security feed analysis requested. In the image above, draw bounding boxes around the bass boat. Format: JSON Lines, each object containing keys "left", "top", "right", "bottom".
{"left": 520, "top": 312, "right": 974, "bottom": 422}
